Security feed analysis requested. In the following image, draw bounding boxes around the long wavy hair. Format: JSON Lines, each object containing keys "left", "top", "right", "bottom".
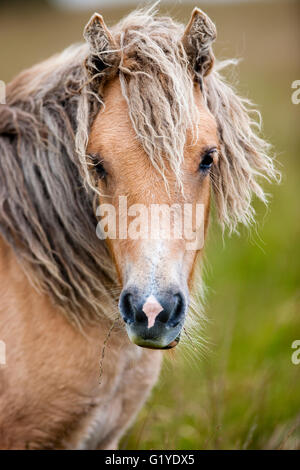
{"left": 0, "top": 7, "right": 278, "bottom": 325}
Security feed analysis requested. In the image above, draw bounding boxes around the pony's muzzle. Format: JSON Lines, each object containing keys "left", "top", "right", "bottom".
{"left": 119, "top": 288, "right": 186, "bottom": 349}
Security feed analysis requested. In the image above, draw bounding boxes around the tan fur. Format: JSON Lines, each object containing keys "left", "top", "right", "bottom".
{"left": 88, "top": 78, "right": 216, "bottom": 295}
{"left": 0, "top": 236, "right": 161, "bottom": 449}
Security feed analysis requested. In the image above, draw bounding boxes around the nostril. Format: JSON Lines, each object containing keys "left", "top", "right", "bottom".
{"left": 119, "top": 292, "right": 135, "bottom": 325}
{"left": 156, "top": 309, "right": 169, "bottom": 324}
{"left": 167, "top": 293, "right": 185, "bottom": 328}
{"left": 135, "top": 309, "right": 147, "bottom": 323}
{"left": 120, "top": 290, "right": 148, "bottom": 325}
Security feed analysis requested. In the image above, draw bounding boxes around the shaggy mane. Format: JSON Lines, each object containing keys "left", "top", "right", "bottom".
{"left": 0, "top": 7, "right": 278, "bottom": 324}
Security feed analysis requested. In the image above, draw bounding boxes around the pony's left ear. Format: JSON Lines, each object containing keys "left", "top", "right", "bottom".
{"left": 84, "top": 13, "right": 120, "bottom": 86}
{"left": 182, "top": 8, "right": 216, "bottom": 77}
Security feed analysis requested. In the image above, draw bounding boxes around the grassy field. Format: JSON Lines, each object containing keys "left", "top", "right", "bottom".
{"left": 0, "top": 0, "right": 299, "bottom": 450}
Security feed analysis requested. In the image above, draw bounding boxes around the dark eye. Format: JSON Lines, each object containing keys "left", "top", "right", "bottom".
{"left": 199, "top": 148, "right": 217, "bottom": 172}
{"left": 88, "top": 153, "right": 107, "bottom": 180}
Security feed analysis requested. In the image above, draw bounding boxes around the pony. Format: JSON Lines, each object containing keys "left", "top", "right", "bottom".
{"left": 0, "top": 6, "right": 278, "bottom": 449}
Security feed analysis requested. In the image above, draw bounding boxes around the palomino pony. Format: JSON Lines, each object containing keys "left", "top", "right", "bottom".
{"left": 0, "top": 7, "right": 277, "bottom": 449}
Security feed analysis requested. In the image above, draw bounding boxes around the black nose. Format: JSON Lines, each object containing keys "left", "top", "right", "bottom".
{"left": 119, "top": 287, "right": 186, "bottom": 349}
{"left": 120, "top": 289, "right": 185, "bottom": 327}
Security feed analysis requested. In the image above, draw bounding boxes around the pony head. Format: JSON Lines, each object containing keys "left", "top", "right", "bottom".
{"left": 81, "top": 8, "right": 277, "bottom": 349}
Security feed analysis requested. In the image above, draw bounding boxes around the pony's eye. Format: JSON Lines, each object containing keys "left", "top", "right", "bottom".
{"left": 94, "top": 161, "right": 107, "bottom": 179}
{"left": 199, "top": 148, "right": 217, "bottom": 172}
{"left": 89, "top": 154, "right": 107, "bottom": 180}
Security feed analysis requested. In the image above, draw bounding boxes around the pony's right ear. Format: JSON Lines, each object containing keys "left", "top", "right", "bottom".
{"left": 84, "top": 13, "right": 120, "bottom": 84}
{"left": 182, "top": 8, "right": 216, "bottom": 78}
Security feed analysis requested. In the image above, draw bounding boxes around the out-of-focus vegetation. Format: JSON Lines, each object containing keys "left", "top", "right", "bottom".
{"left": 0, "top": 0, "right": 299, "bottom": 450}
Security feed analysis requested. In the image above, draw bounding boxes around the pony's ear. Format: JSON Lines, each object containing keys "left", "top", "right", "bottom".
{"left": 182, "top": 8, "right": 216, "bottom": 77}
{"left": 84, "top": 13, "right": 120, "bottom": 85}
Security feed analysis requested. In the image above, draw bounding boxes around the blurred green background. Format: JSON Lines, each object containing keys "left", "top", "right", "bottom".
{"left": 0, "top": 0, "right": 299, "bottom": 450}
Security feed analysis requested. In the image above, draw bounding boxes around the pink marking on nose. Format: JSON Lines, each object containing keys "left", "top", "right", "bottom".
{"left": 142, "top": 295, "right": 163, "bottom": 329}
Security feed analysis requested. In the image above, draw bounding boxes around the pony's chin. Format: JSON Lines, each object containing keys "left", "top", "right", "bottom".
{"left": 128, "top": 332, "right": 181, "bottom": 350}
